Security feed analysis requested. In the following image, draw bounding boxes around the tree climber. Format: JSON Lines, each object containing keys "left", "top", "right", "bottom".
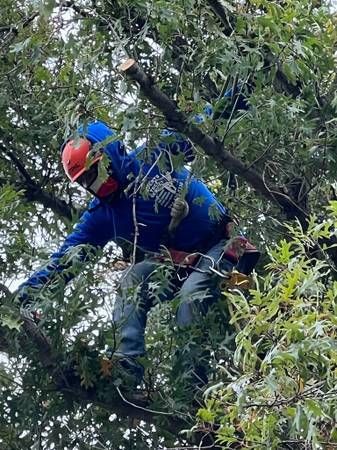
{"left": 17, "top": 120, "right": 258, "bottom": 388}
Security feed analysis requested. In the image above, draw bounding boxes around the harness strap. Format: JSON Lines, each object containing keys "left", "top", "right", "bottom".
{"left": 165, "top": 235, "right": 260, "bottom": 274}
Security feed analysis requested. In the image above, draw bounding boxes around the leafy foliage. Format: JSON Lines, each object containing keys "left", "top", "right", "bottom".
{"left": 2, "top": 0, "right": 337, "bottom": 448}
{"left": 195, "top": 206, "right": 337, "bottom": 449}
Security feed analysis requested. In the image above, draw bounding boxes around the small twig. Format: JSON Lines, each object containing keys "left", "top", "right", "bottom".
{"left": 164, "top": 444, "right": 217, "bottom": 450}
{"left": 129, "top": 170, "right": 144, "bottom": 267}
{"left": 245, "top": 138, "right": 279, "bottom": 171}
{"left": 133, "top": 151, "right": 163, "bottom": 196}
{"left": 115, "top": 386, "right": 177, "bottom": 417}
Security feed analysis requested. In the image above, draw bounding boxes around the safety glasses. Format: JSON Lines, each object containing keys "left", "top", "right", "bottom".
{"left": 77, "top": 163, "right": 99, "bottom": 189}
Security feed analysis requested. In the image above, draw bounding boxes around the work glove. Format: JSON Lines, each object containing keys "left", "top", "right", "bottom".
{"left": 168, "top": 197, "right": 189, "bottom": 233}
{"left": 15, "top": 285, "right": 43, "bottom": 323}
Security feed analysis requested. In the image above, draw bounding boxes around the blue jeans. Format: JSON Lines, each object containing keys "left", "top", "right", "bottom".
{"left": 112, "top": 239, "right": 233, "bottom": 358}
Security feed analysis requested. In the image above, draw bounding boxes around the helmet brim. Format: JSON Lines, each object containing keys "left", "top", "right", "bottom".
{"left": 70, "top": 154, "right": 102, "bottom": 183}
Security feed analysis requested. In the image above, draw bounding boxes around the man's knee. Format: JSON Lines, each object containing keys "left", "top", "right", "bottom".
{"left": 176, "top": 301, "right": 197, "bottom": 327}
{"left": 176, "top": 284, "right": 213, "bottom": 327}
{"left": 175, "top": 257, "right": 235, "bottom": 327}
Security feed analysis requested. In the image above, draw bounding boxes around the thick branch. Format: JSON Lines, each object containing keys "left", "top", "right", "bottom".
{"left": 0, "top": 315, "right": 187, "bottom": 428}
{"left": 0, "top": 143, "right": 35, "bottom": 183}
{"left": 21, "top": 181, "right": 74, "bottom": 221}
{"left": 0, "top": 288, "right": 185, "bottom": 426}
{"left": 0, "top": 283, "right": 11, "bottom": 297}
{"left": 20, "top": 309, "right": 57, "bottom": 368}
{"left": 0, "top": 143, "right": 74, "bottom": 221}
{"left": 119, "top": 59, "right": 307, "bottom": 222}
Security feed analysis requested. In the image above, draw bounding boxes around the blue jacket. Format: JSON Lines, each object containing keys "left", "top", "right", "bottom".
{"left": 21, "top": 121, "right": 230, "bottom": 290}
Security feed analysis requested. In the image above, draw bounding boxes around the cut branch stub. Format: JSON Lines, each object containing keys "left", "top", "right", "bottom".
{"left": 118, "top": 58, "right": 137, "bottom": 73}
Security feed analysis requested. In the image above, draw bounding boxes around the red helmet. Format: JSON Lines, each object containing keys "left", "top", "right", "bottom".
{"left": 61, "top": 138, "right": 102, "bottom": 182}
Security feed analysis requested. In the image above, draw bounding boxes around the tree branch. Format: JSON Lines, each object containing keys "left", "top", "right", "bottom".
{"left": 0, "top": 142, "right": 74, "bottom": 221}
{"left": 0, "top": 11, "right": 39, "bottom": 34}
{"left": 118, "top": 59, "right": 308, "bottom": 222}
{"left": 0, "top": 283, "right": 11, "bottom": 297}
{"left": 0, "top": 142, "right": 35, "bottom": 183}
{"left": 0, "top": 287, "right": 187, "bottom": 428}
{"left": 0, "top": 11, "right": 39, "bottom": 50}
{"left": 21, "top": 181, "right": 74, "bottom": 221}
{"left": 0, "top": 314, "right": 189, "bottom": 429}
{"left": 206, "top": 0, "right": 235, "bottom": 36}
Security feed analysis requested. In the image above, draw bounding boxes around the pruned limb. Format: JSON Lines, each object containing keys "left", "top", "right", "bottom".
{"left": 118, "top": 59, "right": 308, "bottom": 223}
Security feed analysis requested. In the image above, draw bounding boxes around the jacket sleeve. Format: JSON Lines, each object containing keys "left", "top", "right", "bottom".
{"left": 144, "top": 92, "right": 245, "bottom": 168}
{"left": 17, "top": 208, "right": 110, "bottom": 300}
{"left": 136, "top": 89, "right": 250, "bottom": 170}
{"left": 142, "top": 129, "right": 194, "bottom": 171}
{"left": 158, "top": 129, "right": 195, "bottom": 162}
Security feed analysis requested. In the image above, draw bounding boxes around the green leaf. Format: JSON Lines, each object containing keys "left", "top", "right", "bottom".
{"left": 197, "top": 408, "right": 216, "bottom": 423}
{"left": 0, "top": 315, "right": 21, "bottom": 331}
{"left": 39, "top": 0, "right": 56, "bottom": 18}
{"left": 10, "top": 37, "right": 32, "bottom": 53}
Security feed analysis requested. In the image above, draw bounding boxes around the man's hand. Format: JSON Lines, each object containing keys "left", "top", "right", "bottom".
{"left": 168, "top": 198, "right": 189, "bottom": 233}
